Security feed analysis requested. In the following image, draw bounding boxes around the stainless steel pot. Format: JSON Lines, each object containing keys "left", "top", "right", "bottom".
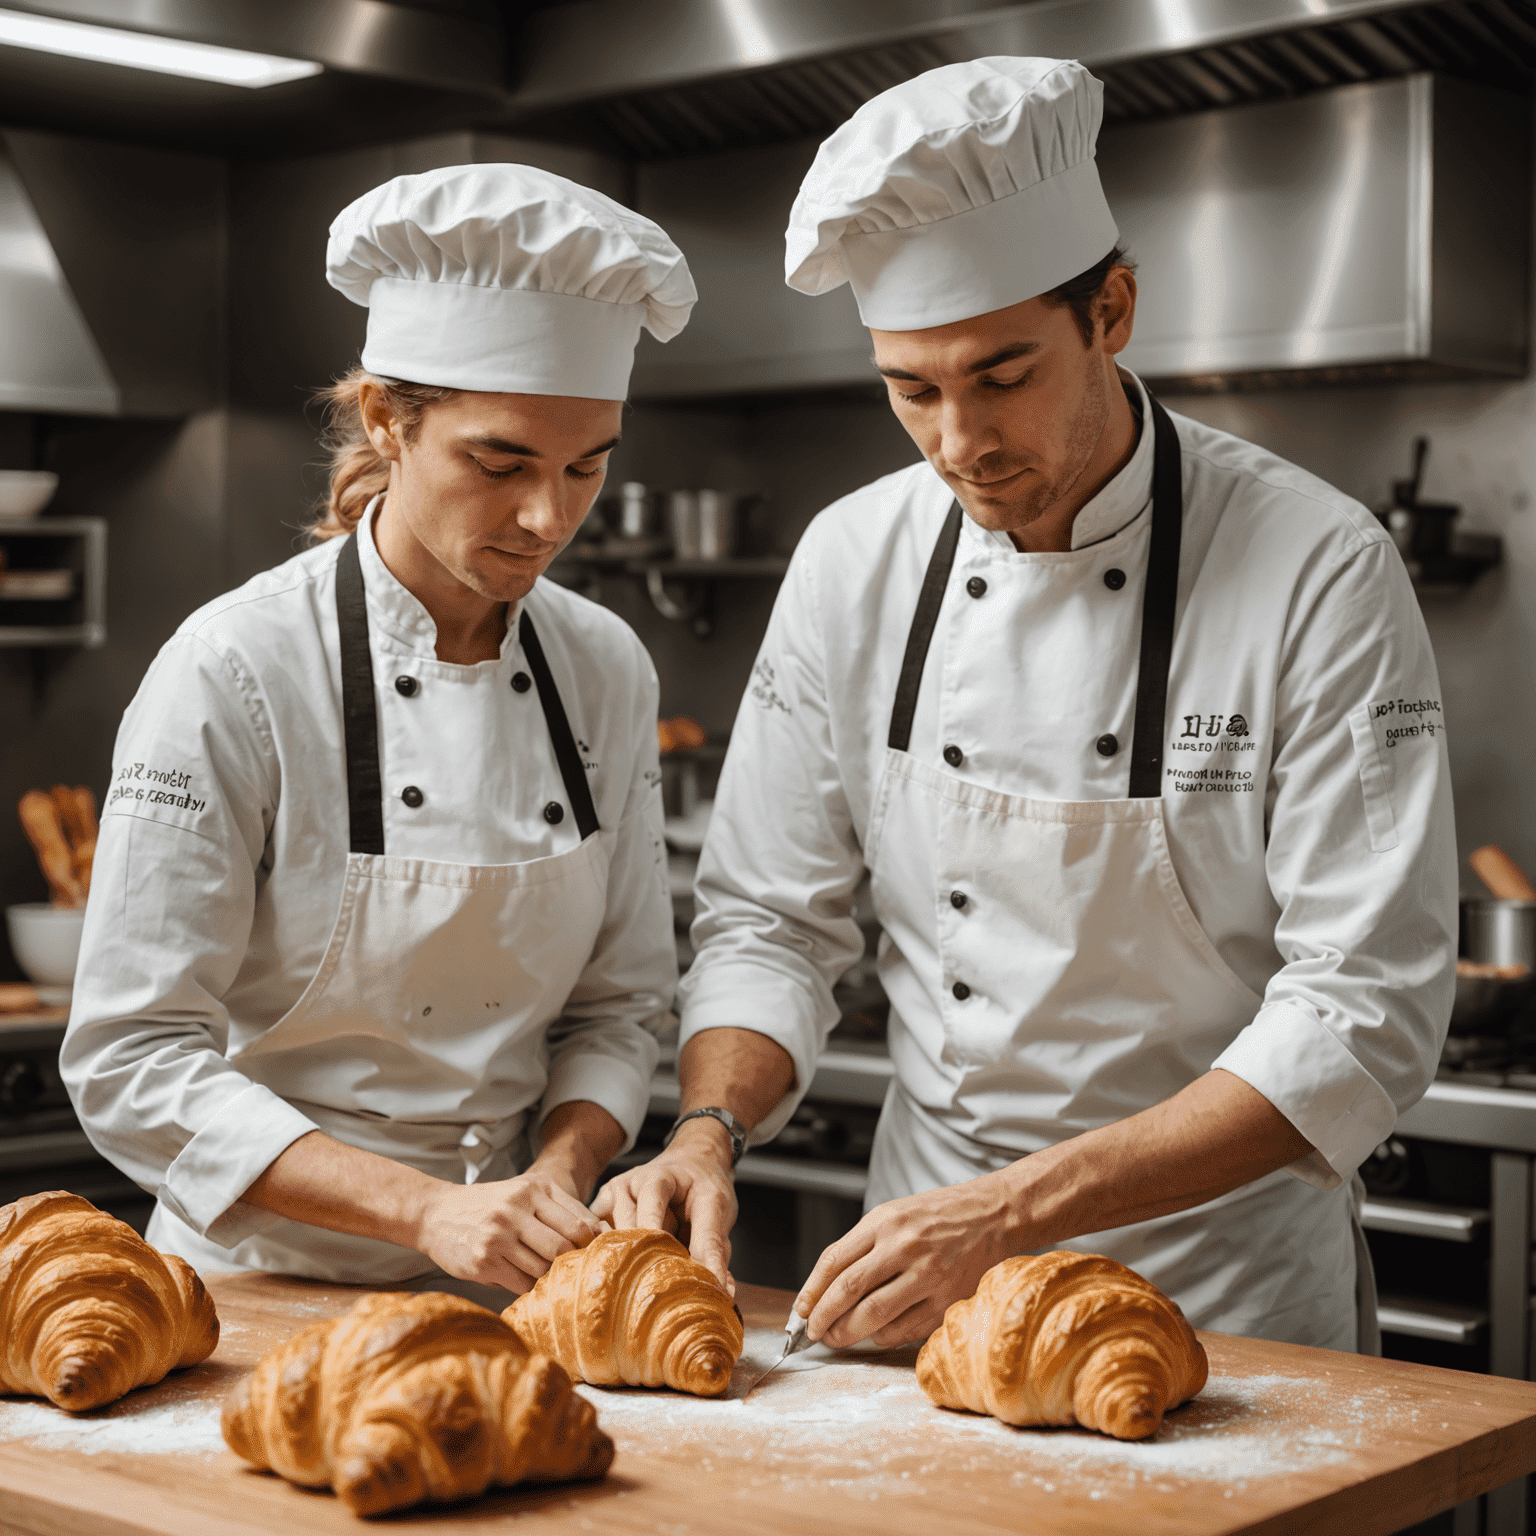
{"left": 1461, "top": 899, "right": 1536, "bottom": 969}
{"left": 1452, "top": 899, "right": 1536, "bottom": 1037}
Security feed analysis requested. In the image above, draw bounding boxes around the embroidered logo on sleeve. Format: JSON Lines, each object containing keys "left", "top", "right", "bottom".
{"left": 106, "top": 762, "right": 207, "bottom": 814}
{"left": 1350, "top": 697, "right": 1443, "bottom": 854}
{"left": 1369, "top": 696, "right": 1444, "bottom": 748}
{"left": 749, "top": 657, "right": 791, "bottom": 715}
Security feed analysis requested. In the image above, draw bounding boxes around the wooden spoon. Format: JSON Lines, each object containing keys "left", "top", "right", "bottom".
{"left": 1469, "top": 844, "right": 1536, "bottom": 901}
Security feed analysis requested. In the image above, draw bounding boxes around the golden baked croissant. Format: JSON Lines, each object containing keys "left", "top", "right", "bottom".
{"left": 0, "top": 1190, "right": 219, "bottom": 1411}
{"left": 505, "top": 1228, "right": 743, "bottom": 1397}
{"left": 916, "top": 1251, "right": 1207, "bottom": 1440}
{"left": 222, "top": 1292, "right": 612, "bottom": 1517}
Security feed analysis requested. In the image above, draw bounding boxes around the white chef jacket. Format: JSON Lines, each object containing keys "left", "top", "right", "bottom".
{"left": 681, "top": 372, "right": 1456, "bottom": 1188}
{"left": 61, "top": 506, "right": 673, "bottom": 1247}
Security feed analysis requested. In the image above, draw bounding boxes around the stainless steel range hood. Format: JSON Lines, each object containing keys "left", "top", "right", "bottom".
{"left": 628, "top": 69, "right": 1528, "bottom": 401}
{"left": 0, "top": 143, "right": 117, "bottom": 416}
{"left": 504, "top": 0, "right": 1536, "bottom": 157}
{"left": 1107, "top": 72, "right": 1529, "bottom": 387}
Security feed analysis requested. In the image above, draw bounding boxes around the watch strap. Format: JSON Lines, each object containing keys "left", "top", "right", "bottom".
{"left": 664, "top": 1106, "right": 748, "bottom": 1166}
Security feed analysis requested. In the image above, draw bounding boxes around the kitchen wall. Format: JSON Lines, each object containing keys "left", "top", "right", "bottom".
{"left": 0, "top": 134, "right": 227, "bottom": 976}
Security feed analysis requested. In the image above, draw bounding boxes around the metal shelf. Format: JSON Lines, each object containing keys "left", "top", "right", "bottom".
{"left": 1361, "top": 1196, "right": 1490, "bottom": 1243}
{"left": 0, "top": 516, "right": 106, "bottom": 649}
{"left": 1377, "top": 1295, "right": 1489, "bottom": 1346}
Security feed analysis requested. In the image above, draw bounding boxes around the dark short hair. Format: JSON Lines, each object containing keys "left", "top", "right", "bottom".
{"left": 1041, "top": 244, "right": 1136, "bottom": 346}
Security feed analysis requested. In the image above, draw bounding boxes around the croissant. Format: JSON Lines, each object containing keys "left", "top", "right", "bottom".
{"left": 0, "top": 1190, "right": 219, "bottom": 1411}
{"left": 222, "top": 1291, "right": 612, "bottom": 1518}
{"left": 916, "top": 1251, "right": 1207, "bottom": 1440}
{"left": 504, "top": 1228, "right": 743, "bottom": 1397}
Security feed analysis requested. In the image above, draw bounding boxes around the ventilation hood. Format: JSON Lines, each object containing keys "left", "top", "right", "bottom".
{"left": 504, "top": 0, "right": 1536, "bottom": 157}
{"left": 1107, "top": 71, "right": 1529, "bottom": 388}
{"left": 0, "top": 142, "right": 116, "bottom": 415}
{"left": 627, "top": 68, "right": 1528, "bottom": 401}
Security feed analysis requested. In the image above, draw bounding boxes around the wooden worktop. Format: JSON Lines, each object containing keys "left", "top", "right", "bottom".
{"left": 1, "top": 1271, "right": 1534, "bottom": 1536}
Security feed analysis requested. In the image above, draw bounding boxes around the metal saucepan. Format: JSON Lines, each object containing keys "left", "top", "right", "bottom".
{"left": 1453, "top": 898, "right": 1536, "bottom": 1035}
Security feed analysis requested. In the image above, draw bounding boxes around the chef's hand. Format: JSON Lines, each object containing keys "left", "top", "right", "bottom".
{"left": 416, "top": 1168, "right": 606, "bottom": 1295}
{"left": 591, "top": 1118, "right": 738, "bottom": 1295}
{"left": 796, "top": 1170, "right": 1019, "bottom": 1349}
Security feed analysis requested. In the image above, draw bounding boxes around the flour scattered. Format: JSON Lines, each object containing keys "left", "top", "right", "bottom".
{"left": 0, "top": 1395, "right": 226, "bottom": 1457}
{"left": 574, "top": 1327, "right": 1415, "bottom": 1500}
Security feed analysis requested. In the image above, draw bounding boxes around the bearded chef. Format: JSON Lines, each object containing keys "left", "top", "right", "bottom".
{"left": 61, "top": 164, "right": 692, "bottom": 1294}
{"left": 597, "top": 56, "right": 1456, "bottom": 1352}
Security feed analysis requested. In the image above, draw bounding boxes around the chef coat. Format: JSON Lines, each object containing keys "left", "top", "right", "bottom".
{"left": 681, "top": 370, "right": 1454, "bottom": 1291}
{"left": 61, "top": 504, "right": 672, "bottom": 1252}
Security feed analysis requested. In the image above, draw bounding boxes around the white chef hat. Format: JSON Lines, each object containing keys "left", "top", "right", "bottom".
{"left": 785, "top": 57, "right": 1119, "bottom": 331}
{"left": 327, "top": 164, "right": 696, "bottom": 400}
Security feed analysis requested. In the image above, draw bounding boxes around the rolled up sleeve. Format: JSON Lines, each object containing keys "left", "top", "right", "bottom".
{"left": 537, "top": 648, "right": 671, "bottom": 1152}
{"left": 1212, "top": 538, "right": 1457, "bottom": 1188}
{"left": 60, "top": 636, "right": 316, "bottom": 1246}
{"left": 680, "top": 530, "right": 867, "bottom": 1142}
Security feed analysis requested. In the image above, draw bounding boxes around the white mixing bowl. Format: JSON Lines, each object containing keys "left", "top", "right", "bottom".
{"left": 0, "top": 470, "right": 60, "bottom": 520}
{"left": 6, "top": 902, "right": 85, "bottom": 987}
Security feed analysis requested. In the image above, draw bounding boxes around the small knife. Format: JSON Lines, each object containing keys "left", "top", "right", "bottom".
{"left": 741, "top": 1309, "right": 814, "bottom": 1399}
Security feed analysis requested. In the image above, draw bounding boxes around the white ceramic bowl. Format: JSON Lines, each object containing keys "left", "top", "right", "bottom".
{"left": 6, "top": 902, "right": 85, "bottom": 988}
{"left": 0, "top": 471, "right": 60, "bottom": 521}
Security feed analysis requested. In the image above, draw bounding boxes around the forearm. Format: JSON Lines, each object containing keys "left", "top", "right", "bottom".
{"left": 241, "top": 1131, "right": 439, "bottom": 1249}
{"left": 668, "top": 1026, "right": 796, "bottom": 1162}
{"left": 1005, "top": 1068, "right": 1313, "bottom": 1246}
{"left": 534, "top": 1099, "right": 626, "bottom": 1201}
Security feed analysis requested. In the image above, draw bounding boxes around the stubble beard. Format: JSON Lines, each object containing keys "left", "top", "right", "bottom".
{"left": 959, "top": 357, "right": 1112, "bottom": 538}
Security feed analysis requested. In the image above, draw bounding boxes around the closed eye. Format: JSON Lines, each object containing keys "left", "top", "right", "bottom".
{"left": 471, "top": 457, "right": 518, "bottom": 481}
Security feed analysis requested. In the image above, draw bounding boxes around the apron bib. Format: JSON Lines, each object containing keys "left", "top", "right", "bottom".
{"left": 863, "top": 393, "right": 1376, "bottom": 1351}
{"left": 148, "top": 535, "right": 608, "bottom": 1283}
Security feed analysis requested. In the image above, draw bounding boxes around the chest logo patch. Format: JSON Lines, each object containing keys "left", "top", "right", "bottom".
{"left": 1170, "top": 711, "right": 1258, "bottom": 758}
{"left": 1167, "top": 709, "right": 1258, "bottom": 794}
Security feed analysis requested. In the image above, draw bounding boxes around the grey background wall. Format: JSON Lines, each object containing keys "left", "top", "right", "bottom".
{"left": 2, "top": 120, "right": 1532, "bottom": 978}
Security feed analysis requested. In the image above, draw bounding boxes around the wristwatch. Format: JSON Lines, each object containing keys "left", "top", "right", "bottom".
{"left": 663, "top": 1106, "right": 748, "bottom": 1167}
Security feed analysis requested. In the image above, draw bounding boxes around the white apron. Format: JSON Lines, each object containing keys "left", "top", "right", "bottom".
{"left": 863, "top": 392, "right": 1378, "bottom": 1352}
{"left": 147, "top": 532, "right": 608, "bottom": 1283}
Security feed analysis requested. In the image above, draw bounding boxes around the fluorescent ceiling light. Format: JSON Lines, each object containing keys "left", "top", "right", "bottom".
{"left": 0, "top": 7, "right": 322, "bottom": 87}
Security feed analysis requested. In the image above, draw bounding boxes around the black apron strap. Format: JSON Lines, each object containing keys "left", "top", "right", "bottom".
{"left": 335, "top": 533, "right": 385, "bottom": 856}
{"left": 885, "top": 389, "right": 1185, "bottom": 799}
{"left": 888, "top": 501, "right": 963, "bottom": 752}
{"left": 335, "top": 533, "right": 601, "bottom": 851}
{"left": 1126, "top": 394, "right": 1184, "bottom": 799}
{"left": 519, "top": 610, "right": 601, "bottom": 842}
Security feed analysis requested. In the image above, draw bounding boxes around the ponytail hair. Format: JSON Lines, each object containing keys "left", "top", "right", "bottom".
{"left": 307, "top": 367, "right": 459, "bottom": 542}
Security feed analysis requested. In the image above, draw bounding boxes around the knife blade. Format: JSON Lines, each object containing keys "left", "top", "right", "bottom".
{"left": 741, "top": 1309, "right": 813, "bottom": 1399}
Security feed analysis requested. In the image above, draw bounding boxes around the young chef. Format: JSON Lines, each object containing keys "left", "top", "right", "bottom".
{"left": 61, "top": 164, "right": 694, "bottom": 1294}
{"left": 597, "top": 56, "right": 1456, "bottom": 1351}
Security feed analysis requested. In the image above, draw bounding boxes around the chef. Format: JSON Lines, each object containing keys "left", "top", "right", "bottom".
{"left": 61, "top": 164, "right": 693, "bottom": 1294}
{"left": 597, "top": 57, "right": 1456, "bottom": 1351}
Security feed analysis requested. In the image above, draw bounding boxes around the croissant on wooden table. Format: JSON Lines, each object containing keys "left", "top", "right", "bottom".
{"left": 505, "top": 1228, "right": 743, "bottom": 1397}
{"left": 916, "top": 1251, "right": 1208, "bottom": 1440}
{"left": 0, "top": 1190, "right": 219, "bottom": 1411}
{"left": 222, "top": 1292, "right": 612, "bottom": 1518}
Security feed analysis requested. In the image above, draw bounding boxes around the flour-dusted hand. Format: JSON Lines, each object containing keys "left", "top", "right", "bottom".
{"left": 591, "top": 1119, "right": 739, "bottom": 1295}
{"left": 417, "top": 1168, "right": 606, "bottom": 1295}
{"left": 798, "top": 1172, "right": 1020, "bottom": 1349}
